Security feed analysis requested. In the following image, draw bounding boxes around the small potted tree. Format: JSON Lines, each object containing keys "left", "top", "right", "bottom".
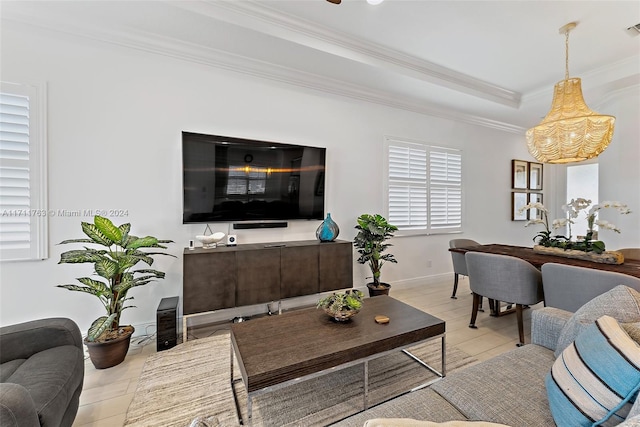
{"left": 353, "top": 213, "right": 398, "bottom": 297}
{"left": 57, "top": 215, "right": 174, "bottom": 369}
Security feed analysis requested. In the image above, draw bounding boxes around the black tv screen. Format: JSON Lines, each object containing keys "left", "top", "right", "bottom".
{"left": 182, "top": 132, "right": 326, "bottom": 223}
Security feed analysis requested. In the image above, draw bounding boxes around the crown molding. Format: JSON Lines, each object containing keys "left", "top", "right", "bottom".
{"left": 522, "top": 56, "right": 640, "bottom": 103}
{"left": 2, "top": 10, "right": 525, "bottom": 134}
{"left": 172, "top": 0, "right": 521, "bottom": 109}
{"left": 593, "top": 80, "right": 640, "bottom": 109}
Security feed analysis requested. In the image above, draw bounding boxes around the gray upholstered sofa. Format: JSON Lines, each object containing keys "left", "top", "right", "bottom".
{"left": 0, "top": 318, "right": 85, "bottom": 427}
{"left": 333, "top": 285, "right": 640, "bottom": 427}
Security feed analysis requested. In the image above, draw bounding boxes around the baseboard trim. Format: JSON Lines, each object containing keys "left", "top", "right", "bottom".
{"left": 389, "top": 273, "right": 451, "bottom": 289}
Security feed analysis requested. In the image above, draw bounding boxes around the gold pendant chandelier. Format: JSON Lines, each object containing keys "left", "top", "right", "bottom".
{"left": 526, "top": 22, "right": 615, "bottom": 164}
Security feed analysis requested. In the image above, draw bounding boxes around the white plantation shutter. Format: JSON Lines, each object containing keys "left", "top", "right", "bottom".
{"left": 385, "top": 137, "right": 462, "bottom": 234}
{"left": 388, "top": 144, "right": 428, "bottom": 229}
{"left": 430, "top": 150, "right": 462, "bottom": 230}
{"left": 0, "top": 82, "right": 47, "bottom": 261}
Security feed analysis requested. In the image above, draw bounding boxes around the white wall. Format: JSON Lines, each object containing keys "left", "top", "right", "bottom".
{"left": 595, "top": 85, "right": 640, "bottom": 250}
{"left": 1, "top": 23, "right": 637, "bottom": 335}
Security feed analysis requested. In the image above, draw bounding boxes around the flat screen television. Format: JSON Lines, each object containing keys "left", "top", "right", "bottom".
{"left": 182, "top": 132, "right": 326, "bottom": 224}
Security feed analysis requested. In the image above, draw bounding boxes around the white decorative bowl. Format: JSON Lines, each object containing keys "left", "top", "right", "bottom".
{"left": 195, "top": 232, "right": 226, "bottom": 248}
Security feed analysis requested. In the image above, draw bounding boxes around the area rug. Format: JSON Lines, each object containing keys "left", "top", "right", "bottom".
{"left": 124, "top": 333, "right": 477, "bottom": 427}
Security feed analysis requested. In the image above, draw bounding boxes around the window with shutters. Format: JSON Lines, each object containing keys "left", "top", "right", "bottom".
{"left": 384, "top": 137, "right": 462, "bottom": 235}
{"left": 0, "top": 82, "right": 48, "bottom": 261}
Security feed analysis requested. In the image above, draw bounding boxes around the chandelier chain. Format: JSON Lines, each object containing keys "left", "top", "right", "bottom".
{"left": 564, "top": 28, "right": 570, "bottom": 81}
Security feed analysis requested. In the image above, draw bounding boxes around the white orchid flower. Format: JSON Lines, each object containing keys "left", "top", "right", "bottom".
{"left": 573, "top": 198, "right": 591, "bottom": 209}
{"left": 561, "top": 204, "right": 578, "bottom": 218}
{"left": 595, "top": 220, "right": 620, "bottom": 233}
{"left": 595, "top": 204, "right": 631, "bottom": 215}
{"left": 566, "top": 198, "right": 591, "bottom": 212}
{"left": 518, "top": 202, "right": 547, "bottom": 214}
{"left": 552, "top": 218, "right": 568, "bottom": 229}
{"left": 524, "top": 219, "right": 545, "bottom": 227}
{"left": 564, "top": 198, "right": 591, "bottom": 218}
{"left": 589, "top": 201, "right": 631, "bottom": 216}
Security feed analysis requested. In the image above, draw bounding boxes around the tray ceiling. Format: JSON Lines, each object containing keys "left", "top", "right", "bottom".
{"left": 2, "top": 0, "right": 638, "bottom": 132}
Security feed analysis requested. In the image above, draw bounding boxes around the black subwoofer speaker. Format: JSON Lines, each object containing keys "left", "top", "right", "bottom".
{"left": 157, "top": 296, "right": 179, "bottom": 352}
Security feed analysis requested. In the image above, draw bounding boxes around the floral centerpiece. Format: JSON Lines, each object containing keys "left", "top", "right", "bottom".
{"left": 518, "top": 202, "right": 554, "bottom": 246}
{"left": 519, "top": 198, "right": 631, "bottom": 264}
{"left": 317, "top": 289, "right": 364, "bottom": 321}
{"left": 555, "top": 199, "right": 630, "bottom": 251}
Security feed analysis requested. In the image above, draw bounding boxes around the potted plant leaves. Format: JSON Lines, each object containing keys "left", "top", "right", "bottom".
{"left": 317, "top": 289, "right": 364, "bottom": 321}
{"left": 353, "top": 213, "right": 398, "bottom": 297}
{"left": 57, "top": 215, "right": 174, "bottom": 369}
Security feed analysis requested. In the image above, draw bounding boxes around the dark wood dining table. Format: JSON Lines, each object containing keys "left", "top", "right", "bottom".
{"left": 449, "top": 244, "right": 640, "bottom": 279}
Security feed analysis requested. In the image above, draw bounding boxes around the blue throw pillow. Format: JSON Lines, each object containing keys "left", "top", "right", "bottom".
{"left": 546, "top": 315, "right": 640, "bottom": 427}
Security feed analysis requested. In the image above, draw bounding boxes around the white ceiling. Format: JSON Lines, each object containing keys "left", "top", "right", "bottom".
{"left": 2, "top": 0, "right": 639, "bottom": 132}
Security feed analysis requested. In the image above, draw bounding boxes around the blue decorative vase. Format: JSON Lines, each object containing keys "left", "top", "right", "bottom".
{"left": 316, "top": 213, "right": 339, "bottom": 242}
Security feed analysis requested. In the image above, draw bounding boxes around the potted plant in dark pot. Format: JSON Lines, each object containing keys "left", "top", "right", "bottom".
{"left": 57, "top": 215, "right": 174, "bottom": 369}
{"left": 353, "top": 213, "right": 398, "bottom": 297}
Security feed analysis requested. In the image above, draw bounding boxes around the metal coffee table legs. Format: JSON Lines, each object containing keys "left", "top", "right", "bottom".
{"left": 230, "top": 334, "right": 446, "bottom": 425}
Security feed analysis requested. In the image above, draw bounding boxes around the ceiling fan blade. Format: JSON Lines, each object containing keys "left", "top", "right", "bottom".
{"left": 326, "top": 0, "right": 341, "bottom": 4}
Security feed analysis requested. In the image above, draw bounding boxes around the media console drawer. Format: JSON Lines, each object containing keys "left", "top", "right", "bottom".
{"left": 183, "top": 239, "right": 353, "bottom": 316}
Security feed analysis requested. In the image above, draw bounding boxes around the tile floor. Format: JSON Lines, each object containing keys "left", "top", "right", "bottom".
{"left": 72, "top": 276, "right": 542, "bottom": 426}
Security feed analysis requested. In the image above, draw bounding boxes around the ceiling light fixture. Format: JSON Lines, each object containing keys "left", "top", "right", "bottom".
{"left": 526, "top": 22, "right": 615, "bottom": 164}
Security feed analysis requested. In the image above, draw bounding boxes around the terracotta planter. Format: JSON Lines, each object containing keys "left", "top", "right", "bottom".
{"left": 84, "top": 325, "right": 135, "bottom": 369}
{"left": 367, "top": 282, "right": 391, "bottom": 297}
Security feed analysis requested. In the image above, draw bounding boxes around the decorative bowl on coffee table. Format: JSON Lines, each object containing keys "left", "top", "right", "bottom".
{"left": 323, "top": 307, "right": 360, "bottom": 322}
{"left": 317, "top": 289, "right": 364, "bottom": 322}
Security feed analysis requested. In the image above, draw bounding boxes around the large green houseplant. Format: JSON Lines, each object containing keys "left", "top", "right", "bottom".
{"left": 353, "top": 213, "right": 398, "bottom": 297}
{"left": 57, "top": 215, "right": 174, "bottom": 368}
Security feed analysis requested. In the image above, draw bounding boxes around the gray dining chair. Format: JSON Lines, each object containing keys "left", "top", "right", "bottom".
{"left": 448, "top": 239, "right": 481, "bottom": 299}
{"left": 619, "top": 248, "right": 640, "bottom": 261}
{"left": 541, "top": 263, "right": 640, "bottom": 312}
{"left": 466, "top": 252, "right": 544, "bottom": 346}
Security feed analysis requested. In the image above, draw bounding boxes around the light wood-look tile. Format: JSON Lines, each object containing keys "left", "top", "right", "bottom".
{"left": 71, "top": 276, "right": 538, "bottom": 426}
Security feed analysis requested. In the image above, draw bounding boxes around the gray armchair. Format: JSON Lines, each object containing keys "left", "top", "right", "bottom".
{"left": 0, "top": 318, "right": 85, "bottom": 427}
{"left": 448, "top": 239, "right": 480, "bottom": 299}
{"left": 541, "top": 262, "right": 640, "bottom": 312}
{"left": 466, "top": 252, "right": 544, "bottom": 346}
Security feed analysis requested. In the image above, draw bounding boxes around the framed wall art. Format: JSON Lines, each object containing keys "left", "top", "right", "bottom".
{"left": 528, "top": 193, "right": 544, "bottom": 220}
{"left": 529, "top": 162, "right": 543, "bottom": 190}
{"left": 512, "top": 192, "right": 528, "bottom": 221}
{"left": 512, "top": 160, "right": 528, "bottom": 189}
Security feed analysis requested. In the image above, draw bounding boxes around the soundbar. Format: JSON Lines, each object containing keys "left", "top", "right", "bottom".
{"left": 233, "top": 221, "right": 288, "bottom": 230}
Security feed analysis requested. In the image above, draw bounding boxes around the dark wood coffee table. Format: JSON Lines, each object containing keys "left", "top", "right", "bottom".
{"left": 230, "top": 295, "right": 446, "bottom": 424}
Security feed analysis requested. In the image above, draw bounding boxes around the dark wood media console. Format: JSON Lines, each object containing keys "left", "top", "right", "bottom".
{"left": 182, "top": 239, "right": 353, "bottom": 340}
